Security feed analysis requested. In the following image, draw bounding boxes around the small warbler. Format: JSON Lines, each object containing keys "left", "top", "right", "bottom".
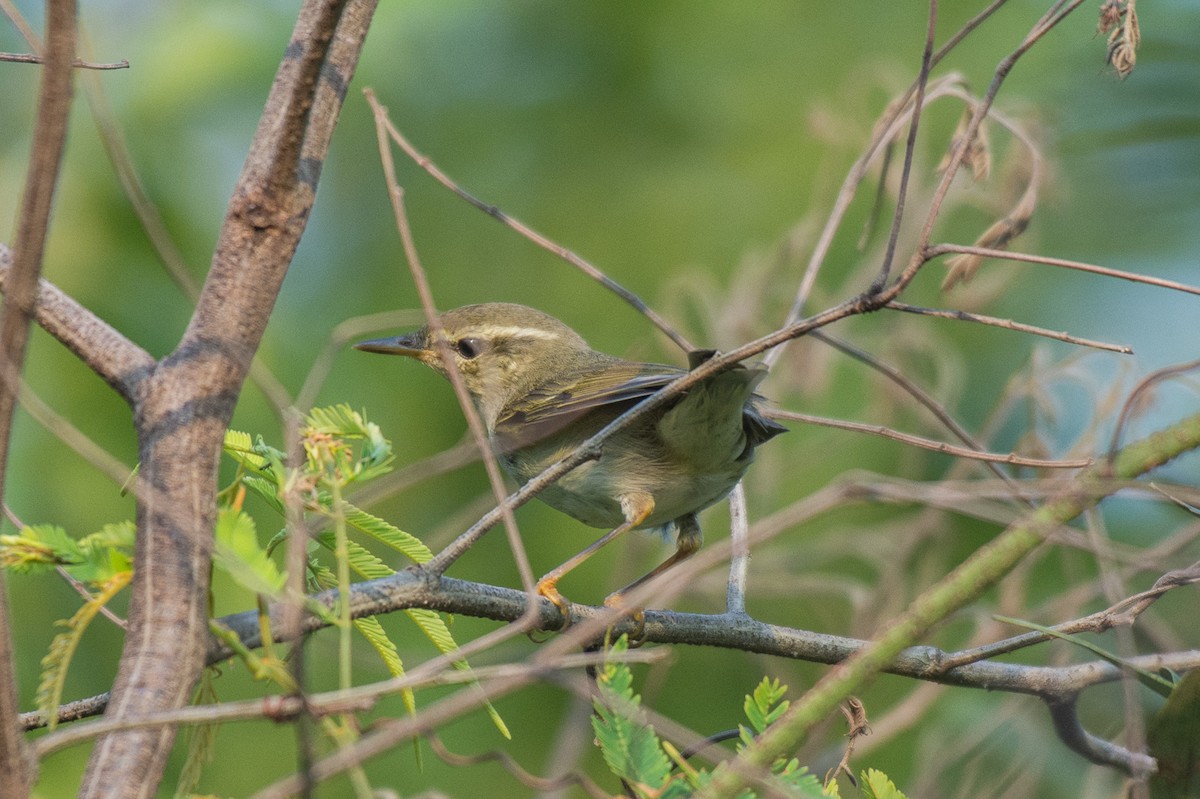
{"left": 355, "top": 303, "right": 785, "bottom": 617}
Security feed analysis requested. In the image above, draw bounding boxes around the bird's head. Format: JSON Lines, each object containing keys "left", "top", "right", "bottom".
{"left": 355, "top": 303, "right": 595, "bottom": 427}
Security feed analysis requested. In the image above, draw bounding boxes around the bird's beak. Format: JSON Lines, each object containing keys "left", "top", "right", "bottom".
{"left": 353, "top": 333, "right": 428, "bottom": 358}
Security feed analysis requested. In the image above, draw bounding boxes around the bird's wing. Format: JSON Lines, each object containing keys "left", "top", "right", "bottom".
{"left": 493, "top": 362, "right": 684, "bottom": 448}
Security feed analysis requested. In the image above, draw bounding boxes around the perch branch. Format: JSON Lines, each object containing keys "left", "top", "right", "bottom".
{"left": 769, "top": 409, "right": 1093, "bottom": 468}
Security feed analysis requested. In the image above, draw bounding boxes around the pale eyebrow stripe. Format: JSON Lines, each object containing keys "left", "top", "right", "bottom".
{"left": 473, "top": 325, "right": 561, "bottom": 341}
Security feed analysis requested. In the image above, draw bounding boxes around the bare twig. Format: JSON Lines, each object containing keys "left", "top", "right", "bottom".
{"left": 0, "top": 52, "right": 127, "bottom": 69}
{"left": 927, "top": 244, "right": 1200, "bottom": 297}
{"left": 693, "top": 406, "right": 1198, "bottom": 798}
{"left": 16, "top": 380, "right": 134, "bottom": 487}
{"left": 725, "top": 482, "right": 749, "bottom": 615}
{"left": 887, "top": 301, "right": 1133, "bottom": 354}
{"left": 894, "top": 1, "right": 1088, "bottom": 295}
{"left": 428, "top": 734, "right": 611, "bottom": 799}
{"left": 810, "top": 331, "right": 1036, "bottom": 501}
{"left": 0, "top": 1, "right": 78, "bottom": 794}
{"left": 935, "top": 560, "right": 1200, "bottom": 671}
{"left": 1108, "top": 358, "right": 1200, "bottom": 463}
{"left": 365, "top": 87, "right": 541, "bottom": 615}
{"left": 770, "top": 409, "right": 1093, "bottom": 469}
{"left": 368, "top": 103, "right": 696, "bottom": 353}
{"left": 34, "top": 649, "right": 661, "bottom": 759}
{"left": 870, "top": 0, "right": 938, "bottom": 292}
{"left": 824, "top": 698, "right": 870, "bottom": 789}
{"left": 0, "top": 0, "right": 39, "bottom": 48}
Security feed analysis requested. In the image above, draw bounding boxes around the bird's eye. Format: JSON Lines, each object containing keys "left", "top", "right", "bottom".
{"left": 454, "top": 337, "right": 487, "bottom": 359}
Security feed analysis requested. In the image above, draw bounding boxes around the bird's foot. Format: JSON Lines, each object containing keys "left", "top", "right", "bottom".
{"left": 535, "top": 577, "right": 574, "bottom": 633}
{"left": 603, "top": 593, "right": 647, "bottom": 647}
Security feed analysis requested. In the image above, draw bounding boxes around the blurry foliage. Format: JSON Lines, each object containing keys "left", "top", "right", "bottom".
{"left": 1, "top": 1, "right": 1197, "bottom": 796}
{"left": 1, "top": 406, "right": 507, "bottom": 792}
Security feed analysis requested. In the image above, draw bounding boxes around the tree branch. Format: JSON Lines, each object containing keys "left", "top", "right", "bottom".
{"left": 0, "top": 245, "right": 154, "bottom": 404}
{"left": 78, "top": 2, "right": 378, "bottom": 795}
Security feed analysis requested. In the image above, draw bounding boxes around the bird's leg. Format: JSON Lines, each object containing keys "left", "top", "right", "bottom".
{"left": 536, "top": 493, "right": 654, "bottom": 630}
{"left": 605, "top": 513, "right": 703, "bottom": 642}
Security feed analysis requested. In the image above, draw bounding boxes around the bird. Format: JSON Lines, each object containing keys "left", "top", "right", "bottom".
{"left": 355, "top": 302, "right": 786, "bottom": 623}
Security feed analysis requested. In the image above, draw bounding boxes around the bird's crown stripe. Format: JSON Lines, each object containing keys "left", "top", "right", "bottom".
{"left": 458, "top": 325, "right": 561, "bottom": 341}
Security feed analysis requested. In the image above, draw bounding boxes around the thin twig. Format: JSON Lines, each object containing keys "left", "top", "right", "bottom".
{"left": 870, "top": 0, "right": 938, "bottom": 292}
{"left": 692, "top": 404, "right": 1195, "bottom": 798}
{"left": 769, "top": 409, "right": 1092, "bottom": 468}
{"left": 0, "top": 1, "right": 77, "bottom": 794}
{"left": 427, "top": 733, "right": 611, "bottom": 799}
{"left": 0, "top": 52, "right": 128, "bottom": 69}
{"left": 725, "top": 482, "right": 749, "bottom": 615}
{"left": 368, "top": 101, "right": 695, "bottom": 353}
{"left": 1108, "top": 358, "right": 1200, "bottom": 463}
{"left": 1083, "top": 508, "right": 1151, "bottom": 798}
{"left": 366, "top": 88, "right": 542, "bottom": 616}
{"left": 34, "top": 649, "right": 661, "bottom": 759}
{"left": 936, "top": 560, "right": 1200, "bottom": 670}
{"left": 894, "top": 0, "right": 1088, "bottom": 294}
{"left": 0, "top": 246, "right": 155, "bottom": 403}
{"left": 0, "top": 0, "right": 39, "bottom": 48}
{"left": 810, "top": 331, "right": 1035, "bottom": 501}
{"left": 17, "top": 380, "right": 134, "bottom": 487}
{"left": 927, "top": 244, "right": 1200, "bottom": 297}
{"left": 886, "top": 300, "right": 1133, "bottom": 354}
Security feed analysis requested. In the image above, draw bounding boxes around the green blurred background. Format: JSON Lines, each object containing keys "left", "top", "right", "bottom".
{"left": 2, "top": 1, "right": 1198, "bottom": 796}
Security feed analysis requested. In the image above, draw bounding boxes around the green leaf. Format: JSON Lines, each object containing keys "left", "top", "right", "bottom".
{"left": 402, "top": 607, "right": 511, "bottom": 739}
{"left": 37, "top": 572, "right": 131, "bottom": 730}
{"left": 223, "top": 428, "right": 273, "bottom": 473}
{"left": 213, "top": 508, "right": 286, "bottom": 597}
{"left": 777, "top": 766, "right": 825, "bottom": 798}
{"left": 174, "top": 668, "right": 221, "bottom": 799}
{"left": 0, "top": 525, "right": 83, "bottom": 574}
{"left": 240, "top": 474, "right": 285, "bottom": 515}
{"left": 313, "top": 531, "right": 394, "bottom": 580}
{"left": 351, "top": 614, "right": 418, "bottom": 720}
{"left": 73, "top": 521, "right": 136, "bottom": 585}
{"left": 78, "top": 521, "right": 136, "bottom": 552}
{"left": 860, "top": 768, "right": 908, "bottom": 799}
{"left": 591, "top": 637, "right": 670, "bottom": 792}
{"left": 303, "top": 404, "right": 394, "bottom": 485}
{"left": 740, "top": 676, "right": 792, "bottom": 756}
{"left": 344, "top": 506, "right": 433, "bottom": 564}
{"left": 1148, "top": 669, "right": 1200, "bottom": 799}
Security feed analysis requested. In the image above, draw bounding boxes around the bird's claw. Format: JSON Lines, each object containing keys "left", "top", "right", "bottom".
{"left": 535, "top": 578, "right": 574, "bottom": 633}
{"left": 603, "top": 593, "right": 647, "bottom": 647}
